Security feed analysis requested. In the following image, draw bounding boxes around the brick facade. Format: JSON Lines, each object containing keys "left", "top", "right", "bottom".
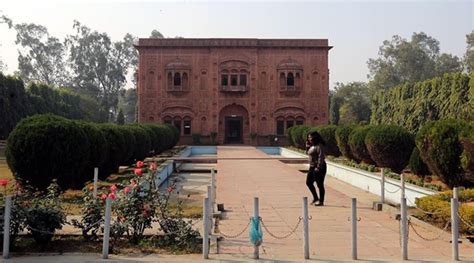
{"left": 135, "top": 38, "right": 332, "bottom": 145}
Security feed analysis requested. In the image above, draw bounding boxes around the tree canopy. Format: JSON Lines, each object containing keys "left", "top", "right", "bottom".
{"left": 367, "top": 32, "right": 464, "bottom": 91}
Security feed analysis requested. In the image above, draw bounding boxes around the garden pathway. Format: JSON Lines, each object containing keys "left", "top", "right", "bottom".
{"left": 214, "top": 146, "right": 474, "bottom": 261}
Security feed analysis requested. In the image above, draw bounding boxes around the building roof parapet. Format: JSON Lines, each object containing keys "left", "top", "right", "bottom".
{"left": 136, "top": 38, "right": 332, "bottom": 49}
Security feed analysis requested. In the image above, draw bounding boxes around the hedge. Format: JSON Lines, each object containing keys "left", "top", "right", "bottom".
{"left": 335, "top": 125, "right": 357, "bottom": 160}
{"left": 6, "top": 114, "right": 180, "bottom": 190}
{"left": 460, "top": 123, "right": 474, "bottom": 184}
{"left": 288, "top": 125, "right": 311, "bottom": 149}
{"left": 348, "top": 126, "right": 375, "bottom": 164}
{"left": 75, "top": 121, "right": 108, "bottom": 188}
{"left": 416, "top": 119, "right": 471, "bottom": 187}
{"left": 371, "top": 72, "right": 472, "bottom": 133}
{"left": 314, "top": 125, "right": 341, "bottom": 157}
{"left": 365, "top": 125, "right": 414, "bottom": 174}
{"left": 6, "top": 114, "right": 90, "bottom": 190}
{"left": 408, "top": 147, "right": 430, "bottom": 177}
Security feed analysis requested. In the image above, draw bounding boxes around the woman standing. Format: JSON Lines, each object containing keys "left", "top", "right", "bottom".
{"left": 306, "top": 131, "right": 327, "bottom": 206}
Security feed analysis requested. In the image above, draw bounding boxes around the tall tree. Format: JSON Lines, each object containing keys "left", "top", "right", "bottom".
{"left": 118, "top": 88, "right": 137, "bottom": 123}
{"left": 150, "top": 29, "right": 164, "bottom": 38}
{"left": 66, "top": 21, "right": 136, "bottom": 120}
{"left": 465, "top": 31, "right": 474, "bottom": 72}
{"left": 330, "top": 82, "right": 371, "bottom": 125}
{"left": 12, "top": 23, "right": 69, "bottom": 87}
{"left": 367, "top": 32, "right": 463, "bottom": 90}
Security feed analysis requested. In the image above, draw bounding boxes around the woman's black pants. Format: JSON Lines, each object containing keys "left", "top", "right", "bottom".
{"left": 306, "top": 163, "right": 327, "bottom": 203}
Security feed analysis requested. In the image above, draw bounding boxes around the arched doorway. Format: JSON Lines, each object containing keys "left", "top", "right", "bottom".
{"left": 219, "top": 104, "right": 249, "bottom": 144}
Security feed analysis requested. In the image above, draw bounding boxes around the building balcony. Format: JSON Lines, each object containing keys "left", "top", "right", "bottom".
{"left": 280, "top": 85, "right": 301, "bottom": 96}
{"left": 167, "top": 85, "right": 189, "bottom": 93}
{"left": 220, "top": 85, "right": 248, "bottom": 92}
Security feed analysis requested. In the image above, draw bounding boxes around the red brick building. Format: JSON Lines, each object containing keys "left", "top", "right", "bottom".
{"left": 135, "top": 38, "right": 332, "bottom": 145}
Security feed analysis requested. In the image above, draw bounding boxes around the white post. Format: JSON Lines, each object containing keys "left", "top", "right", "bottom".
{"left": 207, "top": 185, "right": 212, "bottom": 234}
{"left": 3, "top": 196, "right": 11, "bottom": 259}
{"left": 401, "top": 197, "right": 408, "bottom": 260}
{"left": 102, "top": 197, "right": 112, "bottom": 259}
{"left": 453, "top": 187, "right": 459, "bottom": 200}
{"left": 93, "top": 167, "right": 98, "bottom": 203}
{"left": 451, "top": 197, "right": 459, "bottom": 261}
{"left": 303, "top": 197, "right": 309, "bottom": 259}
{"left": 400, "top": 173, "right": 406, "bottom": 199}
{"left": 351, "top": 198, "right": 358, "bottom": 260}
{"left": 203, "top": 197, "right": 210, "bottom": 259}
{"left": 253, "top": 197, "right": 259, "bottom": 260}
{"left": 380, "top": 168, "right": 385, "bottom": 203}
{"left": 211, "top": 168, "right": 216, "bottom": 213}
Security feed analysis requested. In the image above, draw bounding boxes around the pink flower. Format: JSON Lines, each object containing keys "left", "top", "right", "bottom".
{"left": 134, "top": 168, "right": 143, "bottom": 176}
{"left": 0, "top": 179, "right": 8, "bottom": 187}
{"left": 167, "top": 186, "right": 173, "bottom": 193}
{"left": 101, "top": 193, "right": 107, "bottom": 200}
{"left": 123, "top": 187, "right": 130, "bottom": 194}
{"left": 148, "top": 162, "right": 157, "bottom": 170}
{"left": 108, "top": 193, "right": 116, "bottom": 199}
{"left": 110, "top": 184, "right": 117, "bottom": 192}
{"left": 136, "top": 161, "right": 144, "bottom": 168}
{"left": 142, "top": 210, "right": 148, "bottom": 217}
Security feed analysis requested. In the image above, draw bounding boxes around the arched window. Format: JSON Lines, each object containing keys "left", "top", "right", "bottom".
{"left": 276, "top": 117, "right": 285, "bottom": 136}
{"left": 296, "top": 117, "right": 305, "bottom": 126}
{"left": 182, "top": 72, "right": 188, "bottom": 89}
{"left": 280, "top": 72, "right": 286, "bottom": 89}
{"left": 167, "top": 72, "right": 173, "bottom": 89}
{"left": 174, "top": 72, "right": 181, "bottom": 86}
{"left": 163, "top": 116, "right": 172, "bottom": 125}
{"left": 286, "top": 117, "right": 295, "bottom": 131}
{"left": 183, "top": 117, "right": 192, "bottom": 135}
{"left": 287, "top": 72, "right": 294, "bottom": 86}
{"left": 173, "top": 117, "right": 182, "bottom": 134}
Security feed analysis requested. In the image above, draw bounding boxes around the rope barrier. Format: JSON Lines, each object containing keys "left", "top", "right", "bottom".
{"left": 457, "top": 211, "right": 474, "bottom": 229}
{"left": 384, "top": 186, "right": 401, "bottom": 194}
{"left": 408, "top": 220, "right": 450, "bottom": 242}
{"left": 216, "top": 218, "right": 251, "bottom": 239}
{"left": 259, "top": 217, "right": 302, "bottom": 239}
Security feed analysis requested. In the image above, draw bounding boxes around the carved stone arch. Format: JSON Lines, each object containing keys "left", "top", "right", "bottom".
{"left": 277, "top": 58, "right": 303, "bottom": 70}
{"left": 160, "top": 105, "right": 195, "bottom": 119}
{"left": 274, "top": 106, "right": 307, "bottom": 119}
{"left": 218, "top": 103, "right": 250, "bottom": 144}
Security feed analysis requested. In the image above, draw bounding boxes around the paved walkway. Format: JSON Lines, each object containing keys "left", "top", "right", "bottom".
{"left": 214, "top": 146, "right": 474, "bottom": 262}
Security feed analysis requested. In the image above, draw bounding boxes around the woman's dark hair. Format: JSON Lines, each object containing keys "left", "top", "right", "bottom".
{"left": 309, "top": 131, "right": 326, "bottom": 146}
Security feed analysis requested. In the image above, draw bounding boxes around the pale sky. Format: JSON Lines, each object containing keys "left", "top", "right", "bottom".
{"left": 0, "top": 0, "right": 472, "bottom": 90}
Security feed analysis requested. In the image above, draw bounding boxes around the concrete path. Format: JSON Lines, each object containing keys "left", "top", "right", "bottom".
{"left": 214, "top": 146, "right": 474, "bottom": 262}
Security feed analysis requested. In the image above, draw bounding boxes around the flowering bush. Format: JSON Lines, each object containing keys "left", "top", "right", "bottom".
{"left": 73, "top": 159, "right": 201, "bottom": 250}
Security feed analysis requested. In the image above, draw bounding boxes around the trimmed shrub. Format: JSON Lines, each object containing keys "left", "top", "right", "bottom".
{"left": 365, "top": 125, "right": 414, "bottom": 174}
{"left": 165, "top": 124, "right": 180, "bottom": 148}
{"left": 314, "top": 125, "right": 341, "bottom": 157}
{"left": 75, "top": 121, "right": 108, "bottom": 188}
{"left": 348, "top": 126, "right": 375, "bottom": 164}
{"left": 335, "top": 125, "right": 357, "bottom": 160}
{"left": 6, "top": 114, "right": 90, "bottom": 190}
{"left": 126, "top": 125, "right": 152, "bottom": 162}
{"left": 416, "top": 119, "right": 468, "bottom": 187}
{"left": 460, "top": 122, "right": 474, "bottom": 184}
{"left": 409, "top": 147, "right": 430, "bottom": 176}
{"left": 115, "top": 126, "right": 137, "bottom": 165}
{"left": 288, "top": 125, "right": 311, "bottom": 148}
{"left": 97, "top": 124, "right": 127, "bottom": 180}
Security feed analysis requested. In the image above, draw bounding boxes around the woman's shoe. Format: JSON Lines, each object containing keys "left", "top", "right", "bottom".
{"left": 315, "top": 202, "right": 324, "bottom": 206}
{"left": 311, "top": 199, "right": 319, "bottom": 205}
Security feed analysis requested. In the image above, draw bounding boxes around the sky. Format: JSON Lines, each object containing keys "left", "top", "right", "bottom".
{"left": 0, "top": 0, "right": 472, "bottom": 90}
